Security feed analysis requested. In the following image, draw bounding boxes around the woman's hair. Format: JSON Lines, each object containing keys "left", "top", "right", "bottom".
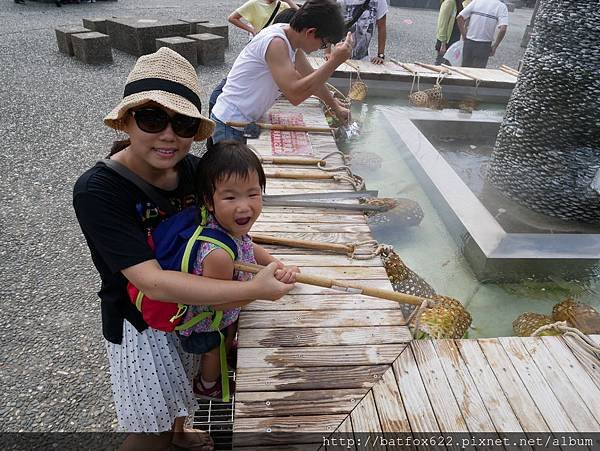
{"left": 110, "top": 138, "right": 131, "bottom": 155}
{"left": 290, "top": 0, "right": 345, "bottom": 44}
{"left": 197, "top": 139, "right": 266, "bottom": 207}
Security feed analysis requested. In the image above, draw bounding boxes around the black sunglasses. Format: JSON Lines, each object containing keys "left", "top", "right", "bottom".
{"left": 130, "top": 108, "right": 201, "bottom": 138}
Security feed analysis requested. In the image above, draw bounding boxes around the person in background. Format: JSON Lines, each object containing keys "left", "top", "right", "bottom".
{"left": 326, "top": 0, "right": 387, "bottom": 64}
{"left": 228, "top": 0, "right": 299, "bottom": 37}
{"left": 457, "top": 0, "right": 508, "bottom": 68}
{"left": 435, "top": 0, "right": 464, "bottom": 65}
{"left": 211, "top": 0, "right": 353, "bottom": 144}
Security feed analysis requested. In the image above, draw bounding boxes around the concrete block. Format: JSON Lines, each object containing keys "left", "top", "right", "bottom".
{"left": 72, "top": 32, "right": 113, "bottom": 64}
{"left": 187, "top": 33, "right": 225, "bottom": 65}
{"left": 196, "top": 23, "right": 228, "bottom": 47}
{"left": 83, "top": 18, "right": 109, "bottom": 34}
{"left": 55, "top": 25, "right": 90, "bottom": 56}
{"left": 155, "top": 36, "right": 198, "bottom": 67}
{"left": 106, "top": 18, "right": 192, "bottom": 56}
{"left": 178, "top": 18, "right": 210, "bottom": 33}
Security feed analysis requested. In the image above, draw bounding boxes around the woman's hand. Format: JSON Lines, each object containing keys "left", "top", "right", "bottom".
{"left": 250, "top": 262, "right": 296, "bottom": 301}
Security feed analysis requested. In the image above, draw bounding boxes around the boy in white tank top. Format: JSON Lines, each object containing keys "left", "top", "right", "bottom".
{"left": 212, "top": 0, "right": 353, "bottom": 143}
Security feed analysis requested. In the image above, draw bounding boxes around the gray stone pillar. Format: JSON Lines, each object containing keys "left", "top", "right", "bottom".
{"left": 487, "top": 0, "right": 600, "bottom": 223}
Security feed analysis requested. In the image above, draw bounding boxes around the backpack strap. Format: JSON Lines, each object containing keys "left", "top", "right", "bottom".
{"left": 98, "top": 159, "right": 176, "bottom": 215}
{"left": 174, "top": 223, "right": 239, "bottom": 403}
{"left": 345, "top": 0, "right": 371, "bottom": 31}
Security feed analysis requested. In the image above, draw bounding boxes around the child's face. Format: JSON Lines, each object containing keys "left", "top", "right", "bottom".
{"left": 208, "top": 170, "right": 263, "bottom": 238}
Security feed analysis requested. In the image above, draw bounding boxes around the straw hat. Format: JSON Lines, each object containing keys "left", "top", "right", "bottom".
{"left": 104, "top": 47, "right": 214, "bottom": 141}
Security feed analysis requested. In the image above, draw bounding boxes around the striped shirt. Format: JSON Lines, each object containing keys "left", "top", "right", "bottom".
{"left": 459, "top": 0, "right": 508, "bottom": 42}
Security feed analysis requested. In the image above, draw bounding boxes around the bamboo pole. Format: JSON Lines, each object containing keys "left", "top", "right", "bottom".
{"left": 260, "top": 199, "right": 387, "bottom": 212}
{"left": 234, "top": 262, "right": 434, "bottom": 307}
{"left": 499, "top": 64, "right": 520, "bottom": 77}
{"left": 265, "top": 171, "right": 336, "bottom": 180}
{"left": 226, "top": 121, "right": 333, "bottom": 133}
{"left": 251, "top": 233, "right": 353, "bottom": 254}
{"left": 441, "top": 64, "right": 481, "bottom": 82}
{"left": 389, "top": 58, "right": 416, "bottom": 74}
{"left": 258, "top": 155, "right": 326, "bottom": 166}
{"left": 415, "top": 62, "right": 451, "bottom": 74}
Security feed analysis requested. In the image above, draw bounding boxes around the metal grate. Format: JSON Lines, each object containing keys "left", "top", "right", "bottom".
{"left": 192, "top": 369, "right": 235, "bottom": 451}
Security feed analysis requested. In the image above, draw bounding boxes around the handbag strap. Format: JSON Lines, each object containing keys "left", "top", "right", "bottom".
{"left": 263, "top": 1, "right": 281, "bottom": 30}
{"left": 98, "top": 159, "right": 176, "bottom": 215}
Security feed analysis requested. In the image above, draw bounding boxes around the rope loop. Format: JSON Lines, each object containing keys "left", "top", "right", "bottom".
{"left": 531, "top": 321, "right": 600, "bottom": 356}
{"left": 347, "top": 240, "right": 393, "bottom": 260}
{"left": 405, "top": 298, "right": 435, "bottom": 338}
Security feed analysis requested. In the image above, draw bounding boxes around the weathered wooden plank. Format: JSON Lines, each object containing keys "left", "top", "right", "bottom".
{"left": 392, "top": 345, "right": 440, "bottom": 432}
{"left": 371, "top": 365, "right": 411, "bottom": 432}
{"left": 521, "top": 337, "right": 600, "bottom": 430}
{"left": 326, "top": 416, "right": 356, "bottom": 451}
{"left": 350, "top": 391, "right": 384, "bottom": 451}
{"left": 259, "top": 212, "right": 366, "bottom": 224}
{"left": 236, "top": 388, "right": 367, "bottom": 418}
{"left": 236, "top": 365, "right": 390, "bottom": 392}
{"left": 238, "top": 310, "right": 405, "bottom": 329}
{"left": 237, "top": 344, "right": 407, "bottom": 368}
{"left": 254, "top": 232, "right": 375, "bottom": 244}
{"left": 412, "top": 340, "right": 469, "bottom": 432}
{"left": 476, "top": 339, "right": 553, "bottom": 432}
{"left": 455, "top": 340, "right": 525, "bottom": 432}
{"left": 252, "top": 223, "right": 371, "bottom": 233}
{"left": 432, "top": 340, "right": 497, "bottom": 432}
{"left": 559, "top": 334, "right": 600, "bottom": 387}
{"left": 541, "top": 335, "right": 600, "bottom": 393}
{"left": 237, "top": 326, "right": 411, "bottom": 347}
{"left": 261, "top": 205, "right": 363, "bottom": 215}
{"left": 257, "top": 254, "right": 382, "bottom": 267}
{"left": 244, "top": 294, "right": 402, "bottom": 311}
{"left": 233, "top": 415, "right": 348, "bottom": 445}
{"left": 498, "top": 337, "right": 577, "bottom": 432}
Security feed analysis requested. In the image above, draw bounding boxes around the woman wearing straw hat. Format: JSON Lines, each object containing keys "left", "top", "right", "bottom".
{"left": 73, "top": 47, "right": 294, "bottom": 450}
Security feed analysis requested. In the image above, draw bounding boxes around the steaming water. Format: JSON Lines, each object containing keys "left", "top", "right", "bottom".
{"left": 343, "top": 98, "right": 599, "bottom": 338}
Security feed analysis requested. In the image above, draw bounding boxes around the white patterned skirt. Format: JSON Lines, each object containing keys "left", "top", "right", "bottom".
{"left": 105, "top": 320, "right": 200, "bottom": 432}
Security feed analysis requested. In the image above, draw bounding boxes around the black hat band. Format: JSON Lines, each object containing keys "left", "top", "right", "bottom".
{"left": 123, "top": 78, "right": 202, "bottom": 113}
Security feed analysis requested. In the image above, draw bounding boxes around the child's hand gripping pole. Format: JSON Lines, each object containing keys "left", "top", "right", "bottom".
{"left": 234, "top": 262, "right": 435, "bottom": 308}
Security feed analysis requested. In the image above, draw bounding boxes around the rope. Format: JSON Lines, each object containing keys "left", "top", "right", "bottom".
{"left": 318, "top": 151, "right": 349, "bottom": 169}
{"left": 347, "top": 240, "right": 393, "bottom": 260}
{"left": 409, "top": 71, "right": 421, "bottom": 95}
{"left": 404, "top": 298, "right": 435, "bottom": 336}
{"left": 531, "top": 321, "right": 600, "bottom": 356}
{"left": 332, "top": 173, "right": 365, "bottom": 191}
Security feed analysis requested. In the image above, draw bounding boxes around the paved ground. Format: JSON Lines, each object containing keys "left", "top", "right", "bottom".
{"left": 0, "top": 0, "right": 532, "bottom": 432}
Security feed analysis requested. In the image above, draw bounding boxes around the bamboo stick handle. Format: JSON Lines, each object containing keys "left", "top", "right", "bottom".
{"left": 251, "top": 233, "right": 353, "bottom": 253}
{"left": 234, "top": 262, "right": 431, "bottom": 307}
{"left": 265, "top": 171, "right": 334, "bottom": 180}
{"left": 344, "top": 60, "right": 359, "bottom": 71}
{"left": 441, "top": 64, "right": 481, "bottom": 81}
{"left": 389, "top": 58, "right": 416, "bottom": 74}
{"left": 415, "top": 62, "right": 450, "bottom": 74}
{"left": 499, "top": 64, "right": 519, "bottom": 77}
{"left": 226, "top": 121, "right": 333, "bottom": 133}
{"left": 260, "top": 156, "right": 326, "bottom": 166}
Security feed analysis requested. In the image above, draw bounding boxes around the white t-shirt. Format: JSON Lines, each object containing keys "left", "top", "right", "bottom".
{"left": 337, "top": 0, "right": 388, "bottom": 61}
{"left": 459, "top": 0, "right": 508, "bottom": 42}
{"left": 212, "top": 23, "right": 296, "bottom": 123}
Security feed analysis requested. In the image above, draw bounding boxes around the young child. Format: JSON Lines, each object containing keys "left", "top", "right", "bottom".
{"left": 178, "top": 140, "right": 299, "bottom": 400}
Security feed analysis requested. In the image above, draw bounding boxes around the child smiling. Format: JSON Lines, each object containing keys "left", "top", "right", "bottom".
{"left": 178, "top": 140, "right": 299, "bottom": 399}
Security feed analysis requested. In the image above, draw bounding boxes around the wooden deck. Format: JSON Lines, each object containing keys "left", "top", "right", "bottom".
{"left": 233, "top": 96, "right": 600, "bottom": 448}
